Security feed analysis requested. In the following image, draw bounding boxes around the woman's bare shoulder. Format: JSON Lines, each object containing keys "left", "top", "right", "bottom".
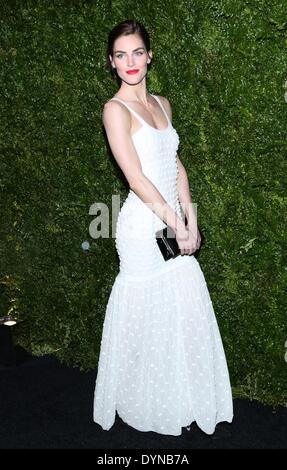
{"left": 102, "top": 98, "right": 130, "bottom": 124}
{"left": 103, "top": 97, "right": 124, "bottom": 111}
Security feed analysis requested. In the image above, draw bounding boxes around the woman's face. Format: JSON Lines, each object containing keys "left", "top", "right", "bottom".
{"left": 110, "top": 33, "right": 152, "bottom": 83}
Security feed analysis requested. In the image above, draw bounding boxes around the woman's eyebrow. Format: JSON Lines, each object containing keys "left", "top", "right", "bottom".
{"left": 114, "top": 47, "right": 145, "bottom": 53}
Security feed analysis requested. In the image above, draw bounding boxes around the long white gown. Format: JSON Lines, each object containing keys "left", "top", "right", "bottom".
{"left": 93, "top": 94, "right": 233, "bottom": 436}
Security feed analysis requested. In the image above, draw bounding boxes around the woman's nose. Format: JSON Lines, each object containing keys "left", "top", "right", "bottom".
{"left": 126, "top": 56, "right": 135, "bottom": 67}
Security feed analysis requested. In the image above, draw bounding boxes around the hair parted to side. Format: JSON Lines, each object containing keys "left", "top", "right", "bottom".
{"left": 106, "top": 19, "right": 151, "bottom": 80}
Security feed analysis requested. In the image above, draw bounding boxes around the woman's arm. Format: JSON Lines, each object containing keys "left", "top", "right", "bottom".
{"left": 176, "top": 156, "right": 202, "bottom": 251}
{"left": 176, "top": 154, "right": 198, "bottom": 231}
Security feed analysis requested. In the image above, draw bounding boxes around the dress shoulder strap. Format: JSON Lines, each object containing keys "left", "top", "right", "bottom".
{"left": 109, "top": 95, "right": 171, "bottom": 129}
{"left": 151, "top": 94, "right": 171, "bottom": 124}
{"left": 109, "top": 97, "right": 147, "bottom": 127}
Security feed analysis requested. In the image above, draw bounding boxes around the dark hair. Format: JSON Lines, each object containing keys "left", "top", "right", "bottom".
{"left": 106, "top": 19, "right": 151, "bottom": 80}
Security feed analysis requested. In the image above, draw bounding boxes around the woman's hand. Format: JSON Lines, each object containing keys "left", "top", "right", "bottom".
{"left": 175, "top": 224, "right": 202, "bottom": 255}
{"left": 175, "top": 225, "right": 198, "bottom": 255}
{"left": 190, "top": 225, "right": 202, "bottom": 252}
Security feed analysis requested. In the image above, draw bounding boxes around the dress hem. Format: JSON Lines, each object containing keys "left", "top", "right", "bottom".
{"left": 94, "top": 410, "right": 234, "bottom": 437}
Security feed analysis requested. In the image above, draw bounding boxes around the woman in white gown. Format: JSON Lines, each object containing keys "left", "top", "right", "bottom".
{"left": 93, "top": 19, "right": 233, "bottom": 436}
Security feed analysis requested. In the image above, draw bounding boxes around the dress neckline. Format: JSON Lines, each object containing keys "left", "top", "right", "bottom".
{"left": 110, "top": 94, "right": 171, "bottom": 133}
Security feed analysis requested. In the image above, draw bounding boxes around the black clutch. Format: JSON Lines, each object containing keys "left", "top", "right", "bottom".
{"left": 156, "top": 225, "right": 204, "bottom": 261}
{"left": 155, "top": 225, "right": 180, "bottom": 261}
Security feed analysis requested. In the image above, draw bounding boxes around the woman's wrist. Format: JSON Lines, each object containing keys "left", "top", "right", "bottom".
{"left": 187, "top": 220, "right": 197, "bottom": 229}
{"left": 187, "top": 223, "right": 198, "bottom": 233}
{"left": 174, "top": 217, "right": 187, "bottom": 234}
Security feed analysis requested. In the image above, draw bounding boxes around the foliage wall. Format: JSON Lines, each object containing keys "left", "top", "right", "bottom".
{"left": 0, "top": 0, "right": 286, "bottom": 406}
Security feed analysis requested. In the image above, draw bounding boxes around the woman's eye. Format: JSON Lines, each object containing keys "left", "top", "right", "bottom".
{"left": 116, "top": 52, "right": 143, "bottom": 59}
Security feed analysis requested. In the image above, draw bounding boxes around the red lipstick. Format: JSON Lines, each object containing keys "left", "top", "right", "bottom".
{"left": 127, "top": 69, "right": 139, "bottom": 74}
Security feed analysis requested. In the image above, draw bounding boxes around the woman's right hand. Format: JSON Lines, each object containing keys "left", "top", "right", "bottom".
{"left": 175, "top": 225, "right": 198, "bottom": 255}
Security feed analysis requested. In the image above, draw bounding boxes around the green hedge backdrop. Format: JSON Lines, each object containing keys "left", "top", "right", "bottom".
{"left": 0, "top": 0, "right": 286, "bottom": 407}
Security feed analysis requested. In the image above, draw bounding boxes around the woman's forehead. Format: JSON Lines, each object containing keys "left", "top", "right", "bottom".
{"left": 114, "top": 34, "right": 145, "bottom": 51}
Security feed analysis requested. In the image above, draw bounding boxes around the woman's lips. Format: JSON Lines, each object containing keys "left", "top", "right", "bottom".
{"left": 127, "top": 69, "right": 139, "bottom": 74}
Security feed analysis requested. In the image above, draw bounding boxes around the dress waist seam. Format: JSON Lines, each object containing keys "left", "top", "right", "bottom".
{"left": 115, "top": 256, "right": 193, "bottom": 284}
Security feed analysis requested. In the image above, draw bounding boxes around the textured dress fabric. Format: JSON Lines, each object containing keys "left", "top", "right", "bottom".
{"left": 93, "top": 94, "right": 233, "bottom": 436}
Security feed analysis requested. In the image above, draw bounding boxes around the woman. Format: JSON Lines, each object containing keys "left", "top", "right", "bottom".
{"left": 93, "top": 19, "right": 233, "bottom": 436}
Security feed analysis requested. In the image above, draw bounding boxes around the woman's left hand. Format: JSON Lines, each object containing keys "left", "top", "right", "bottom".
{"left": 196, "top": 227, "right": 202, "bottom": 250}
{"left": 186, "top": 225, "right": 202, "bottom": 252}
